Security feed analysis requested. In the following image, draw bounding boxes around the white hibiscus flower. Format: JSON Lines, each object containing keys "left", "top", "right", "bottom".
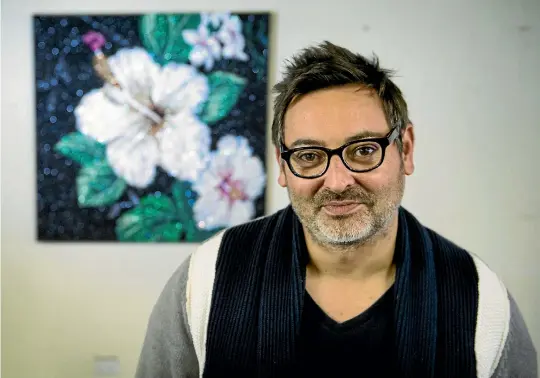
{"left": 193, "top": 135, "right": 266, "bottom": 230}
{"left": 182, "top": 24, "right": 222, "bottom": 71}
{"left": 216, "top": 15, "right": 249, "bottom": 62}
{"left": 75, "top": 47, "right": 211, "bottom": 188}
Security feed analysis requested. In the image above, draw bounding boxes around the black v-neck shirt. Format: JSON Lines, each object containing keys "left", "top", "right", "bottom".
{"left": 295, "top": 285, "right": 396, "bottom": 377}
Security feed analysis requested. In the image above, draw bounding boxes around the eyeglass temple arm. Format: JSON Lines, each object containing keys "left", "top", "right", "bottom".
{"left": 389, "top": 127, "right": 400, "bottom": 142}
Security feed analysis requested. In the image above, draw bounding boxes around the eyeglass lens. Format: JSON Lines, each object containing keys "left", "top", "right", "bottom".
{"left": 289, "top": 140, "right": 383, "bottom": 177}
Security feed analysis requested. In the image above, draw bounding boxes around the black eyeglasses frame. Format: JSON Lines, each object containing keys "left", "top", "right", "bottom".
{"left": 279, "top": 127, "right": 400, "bottom": 179}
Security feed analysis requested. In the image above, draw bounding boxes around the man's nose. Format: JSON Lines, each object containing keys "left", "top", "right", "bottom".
{"left": 322, "top": 155, "right": 356, "bottom": 192}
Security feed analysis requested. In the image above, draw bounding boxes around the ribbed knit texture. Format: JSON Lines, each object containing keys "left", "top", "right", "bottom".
{"left": 429, "top": 226, "right": 479, "bottom": 376}
{"left": 393, "top": 208, "right": 479, "bottom": 377}
{"left": 202, "top": 206, "right": 479, "bottom": 377}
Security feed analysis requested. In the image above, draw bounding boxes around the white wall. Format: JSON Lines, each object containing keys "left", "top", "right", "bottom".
{"left": 2, "top": 0, "right": 539, "bottom": 377}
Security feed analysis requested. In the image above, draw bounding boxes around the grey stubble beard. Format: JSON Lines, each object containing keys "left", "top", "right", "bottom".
{"left": 287, "top": 169, "right": 405, "bottom": 250}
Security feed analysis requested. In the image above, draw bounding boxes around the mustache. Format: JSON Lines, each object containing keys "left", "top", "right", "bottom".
{"left": 314, "top": 188, "right": 374, "bottom": 207}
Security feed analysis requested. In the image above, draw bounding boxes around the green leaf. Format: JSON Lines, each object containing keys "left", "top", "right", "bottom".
{"left": 171, "top": 180, "right": 193, "bottom": 223}
{"left": 139, "top": 13, "right": 201, "bottom": 64}
{"left": 54, "top": 132, "right": 106, "bottom": 166}
{"left": 199, "top": 71, "right": 247, "bottom": 124}
{"left": 76, "top": 161, "right": 126, "bottom": 207}
{"left": 115, "top": 194, "right": 182, "bottom": 242}
{"left": 171, "top": 180, "right": 222, "bottom": 242}
{"left": 242, "top": 18, "right": 269, "bottom": 81}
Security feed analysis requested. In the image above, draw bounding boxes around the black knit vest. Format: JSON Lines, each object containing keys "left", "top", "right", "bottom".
{"left": 202, "top": 206, "right": 479, "bottom": 377}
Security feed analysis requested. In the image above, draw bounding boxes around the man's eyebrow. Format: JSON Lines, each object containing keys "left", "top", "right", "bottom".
{"left": 289, "top": 138, "right": 326, "bottom": 148}
{"left": 289, "top": 130, "right": 388, "bottom": 148}
{"left": 343, "top": 131, "right": 387, "bottom": 143}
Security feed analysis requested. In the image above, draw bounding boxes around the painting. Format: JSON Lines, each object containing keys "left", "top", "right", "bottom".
{"left": 34, "top": 13, "right": 269, "bottom": 242}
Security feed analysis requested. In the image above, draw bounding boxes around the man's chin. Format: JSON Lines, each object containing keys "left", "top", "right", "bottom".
{"left": 314, "top": 227, "right": 373, "bottom": 246}
{"left": 313, "top": 218, "right": 374, "bottom": 245}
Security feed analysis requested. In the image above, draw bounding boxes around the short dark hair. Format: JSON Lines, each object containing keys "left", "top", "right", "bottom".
{"left": 271, "top": 41, "right": 410, "bottom": 151}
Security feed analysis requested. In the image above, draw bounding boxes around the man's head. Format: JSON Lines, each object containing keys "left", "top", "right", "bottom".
{"left": 273, "top": 41, "right": 415, "bottom": 246}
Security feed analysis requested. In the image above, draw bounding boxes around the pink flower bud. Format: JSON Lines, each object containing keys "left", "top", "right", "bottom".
{"left": 82, "top": 31, "right": 106, "bottom": 52}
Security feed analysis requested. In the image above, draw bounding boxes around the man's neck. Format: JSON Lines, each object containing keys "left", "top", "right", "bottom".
{"left": 304, "top": 213, "right": 399, "bottom": 282}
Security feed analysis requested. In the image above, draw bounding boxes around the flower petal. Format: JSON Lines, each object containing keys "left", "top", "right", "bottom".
{"left": 231, "top": 36, "right": 249, "bottom": 61}
{"left": 210, "top": 15, "right": 223, "bottom": 28}
{"left": 193, "top": 189, "right": 230, "bottom": 230}
{"left": 191, "top": 134, "right": 265, "bottom": 229}
{"left": 236, "top": 50, "right": 249, "bottom": 61}
{"left": 217, "top": 28, "right": 233, "bottom": 46}
{"left": 106, "top": 131, "right": 159, "bottom": 188}
{"left": 217, "top": 15, "right": 244, "bottom": 45}
{"left": 198, "top": 24, "right": 210, "bottom": 38}
{"left": 221, "top": 39, "right": 248, "bottom": 61}
{"left": 151, "top": 63, "right": 209, "bottom": 114}
{"left": 203, "top": 56, "right": 214, "bottom": 72}
{"left": 229, "top": 200, "right": 255, "bottom": 226}
{"left": 182, "top": 29, "right": 199, "bottom": 45}
{"left": 217, "top": 135, "right": 253, "bottom": 158}
{"left": 203, "top": 12, "right": 229, "bottom": 28}
{"left": 221, "top": 44, "right": 235, "bottom": 60}
{"left": 107, "top": 48, "right": 159, "bottom": 105}
{"left": 157, "top": 113, "right": 211, "bottom": 182}
{"left": 192, "top": 151, "right": 226, "bottom": 196}
{"left": 188, "top": 45, "right": 209, "bottom": 69}
{"left": 75, "top": 87, "right": 150, "bottom": 143}
{"left": 207, "top": 37, "right": 222, "bottom": 59}
{"left": 231, "top": 155, "right": 266, "bottom": 199}
{"left": 229, "top": 15, "right": 243, "bottom": 32}
{"left": 201, "top": 13, "right": 211, "bottom": 27}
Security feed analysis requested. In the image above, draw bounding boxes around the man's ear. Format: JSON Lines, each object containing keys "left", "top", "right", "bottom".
{"left": 401, "top": 123, "right": 415, "bottom": 175}
{"left": 275, "top": 146, "right": 287, "bottom": 187}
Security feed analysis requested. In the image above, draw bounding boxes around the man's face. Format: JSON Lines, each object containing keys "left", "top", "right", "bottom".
{"left": 276, "top": 85, "right": 415, "bottom": 246}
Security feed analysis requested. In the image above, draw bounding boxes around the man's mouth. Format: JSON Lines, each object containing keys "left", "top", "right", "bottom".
{"left": 321, "top": 201, "right": 363, "bottom": 216}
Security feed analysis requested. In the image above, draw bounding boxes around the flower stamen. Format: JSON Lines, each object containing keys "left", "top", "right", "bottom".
{"left": 218, "top": 173, "right": 248, "bottom": 203}
{"left": 82, "top": 30, "right": 164, "bottom": 126}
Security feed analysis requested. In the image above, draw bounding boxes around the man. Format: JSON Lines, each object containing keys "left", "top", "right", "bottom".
{"left": 135, "top": 41, "right": 537, "bottom": 377}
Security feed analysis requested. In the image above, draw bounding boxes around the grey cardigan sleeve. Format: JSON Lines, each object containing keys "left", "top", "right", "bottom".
{"left": 135, "top": 256, "right": 199, "bottom": 378}
{"left": 491, "top": 293, "right": 537, "bottom": 378}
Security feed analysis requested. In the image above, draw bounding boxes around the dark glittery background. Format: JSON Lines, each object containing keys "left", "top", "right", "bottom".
{"left": 34, "top": 14, "right": 269, "bottom": 241}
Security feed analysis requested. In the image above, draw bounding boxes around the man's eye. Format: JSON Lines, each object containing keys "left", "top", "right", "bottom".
{"left": 299, "top": 153, "right": 317, "bottom": 162}
{"left": 354, "top": 146, "right": 377, "bottom": 156}
{"left": 293, "top": 150, "right": 325, "bottom": 165}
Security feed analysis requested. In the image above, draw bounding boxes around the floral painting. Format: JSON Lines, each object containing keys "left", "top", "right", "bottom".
{"left": 34, "top": 13, "right": 269, "bottom": 242}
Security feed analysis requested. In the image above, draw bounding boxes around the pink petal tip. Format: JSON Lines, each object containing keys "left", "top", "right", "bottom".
{"left": 82, "top": 31, "right": 106, "bottom": 52}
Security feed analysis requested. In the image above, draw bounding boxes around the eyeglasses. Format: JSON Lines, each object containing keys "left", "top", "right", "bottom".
{"left": 280, "top": 127, "right": 400, "bottom": 179}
